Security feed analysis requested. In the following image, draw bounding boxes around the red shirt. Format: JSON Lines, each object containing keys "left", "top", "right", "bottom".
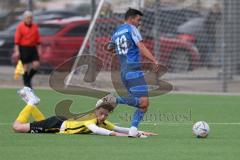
{"left": 14, "top": 22, "right": 40, "bottom": 47}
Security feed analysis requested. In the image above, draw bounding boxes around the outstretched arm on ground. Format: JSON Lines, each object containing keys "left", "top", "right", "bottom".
{"left": 87, "top": 124, "right": 128, "bottom": 137}
{"left": 113, "top": 125, "right": 158, "bottom": 136}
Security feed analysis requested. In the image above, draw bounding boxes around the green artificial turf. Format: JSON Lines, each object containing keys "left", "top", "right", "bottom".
{"left": 0, "top": 88, "right": 240, "bottom": 160}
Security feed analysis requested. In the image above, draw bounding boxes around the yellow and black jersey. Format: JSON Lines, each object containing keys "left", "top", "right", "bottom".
{"left": 59, "top": 113, "right": 115, "bottom": 134}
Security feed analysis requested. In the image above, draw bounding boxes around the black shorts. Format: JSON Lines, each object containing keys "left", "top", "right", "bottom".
{"left": 29, "top": 116, "right": 67, "bottom": 133}
{"left": 19, "top": 46, "right": 39, "bottom": 64}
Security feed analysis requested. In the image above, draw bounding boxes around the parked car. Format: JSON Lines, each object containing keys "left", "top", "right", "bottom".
{"left": 141, "top": 7, "right": 202, "bottom": 37}
{"left": 176, "top": 15, "right": 223, "bottom": 67}
{"left": 11, "top": 16, "right": 91, "bottom": 72}
{"left": 17, "top": 9, "right": 81, "bottom": 22}
{"left": 0, "top": 10, "right": 81, "bottom": 66}
{"left": 11, "top": 16, "right": 200, "bottom": 73}
{"left": 140, "top": 7, "right": 202, "bottom": 72}
{"left": 176, "top": 18, "right": 207, "bottom": 56}
{"left": 0, "top": 9, "right": 25, "bottom": 30}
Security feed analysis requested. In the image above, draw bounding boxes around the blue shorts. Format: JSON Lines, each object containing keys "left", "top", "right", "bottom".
{"left": 121, "top": 71, "right": 148, "bottom": 98}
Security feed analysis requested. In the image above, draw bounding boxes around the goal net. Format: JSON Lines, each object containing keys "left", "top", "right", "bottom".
{"left": 51, "top": 0, "right": 240, "bottom": 94}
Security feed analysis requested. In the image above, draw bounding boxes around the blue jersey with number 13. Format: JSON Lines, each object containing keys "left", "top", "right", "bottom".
{"left": 111, "top": 23, "right": 143, "bottom": 73}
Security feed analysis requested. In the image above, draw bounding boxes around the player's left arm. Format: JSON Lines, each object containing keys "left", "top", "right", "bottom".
{"left": 138, "top": 130, "right": 158, "bottom": 136}
{"left": 113, "top": 126, "right": 158, "bottom": 136}
{"left": 137, "top": 42, "right": 157, "bottom": 63}
{"left": 104, "top": 120, "right": 158, "bottom": 136}
{"left": 131, "top": 26, "right": 160, "bottom": 72}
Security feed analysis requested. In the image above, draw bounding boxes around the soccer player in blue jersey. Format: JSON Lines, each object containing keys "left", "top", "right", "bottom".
{"left": 97, "top": 8, "right": 160, "bottom": 137}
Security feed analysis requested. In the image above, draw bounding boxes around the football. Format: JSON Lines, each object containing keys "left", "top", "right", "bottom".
{"left": 192, "top": 121, "right": 210, "bottom": 138}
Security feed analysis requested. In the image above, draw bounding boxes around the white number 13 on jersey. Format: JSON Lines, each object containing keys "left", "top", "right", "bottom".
{"left": 115, "top": 35, "right": 128, "bottom": 55}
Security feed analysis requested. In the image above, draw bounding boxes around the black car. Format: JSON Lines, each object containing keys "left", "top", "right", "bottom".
{"left": 176, "top": 13, "right": 222, "bottom": 65}
{"left": 177, "top": 17, "right": 208, "bottom": 55}
{"left": 141, "top": 7, "right": 203, "bottom": 38}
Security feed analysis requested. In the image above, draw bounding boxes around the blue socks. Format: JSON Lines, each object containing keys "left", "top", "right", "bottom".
{"left": 116, "top": 96, "right": 140, "bottom": 107}
{"left": 131, "top": 109, "right": 145, "bottom": 128}
{"left": 116, "top": 96, "right": 145, "bottom": 128}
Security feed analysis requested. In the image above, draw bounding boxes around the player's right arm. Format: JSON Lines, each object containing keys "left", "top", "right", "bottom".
{"left": 106, "top": 41, "right": 116, "bottom": 53}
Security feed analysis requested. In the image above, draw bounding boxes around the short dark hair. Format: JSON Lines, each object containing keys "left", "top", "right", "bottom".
{"left": 96, "top": 104, "right": 115, "bottom": 112}
{"left": 125, "top": 8, "right": 143, "bottom": 20}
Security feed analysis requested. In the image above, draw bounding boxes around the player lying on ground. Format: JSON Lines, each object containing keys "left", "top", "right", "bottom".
{"left": 12, "top": 87, "right": 157, "bottom": 137}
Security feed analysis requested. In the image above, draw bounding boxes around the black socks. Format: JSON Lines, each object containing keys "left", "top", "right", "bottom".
{"left": 22, "top": 69, "right": 38, "bottom": 88}
{"left": 23, "top": 71, "right": 29, "bottom": 87}
{"left": 28, "top": 69, "right": 37, "bottom": 81}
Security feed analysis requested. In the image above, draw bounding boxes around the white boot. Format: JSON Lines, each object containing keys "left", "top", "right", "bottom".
{"left": 18, "top": 87, "right": 40, "bottom": 105}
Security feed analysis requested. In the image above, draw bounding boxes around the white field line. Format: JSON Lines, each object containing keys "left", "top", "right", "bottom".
{"left": 1, "top": 122, "right": 240, "bottom": 126}
{"left": 114, "top": 122, "right": 240, "bottom": 125}
{"left": 170, "top": 91, "right": 240, "bottom": 96}
{"left": 1, "top": 87, "right": 240, "bottom": 96}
